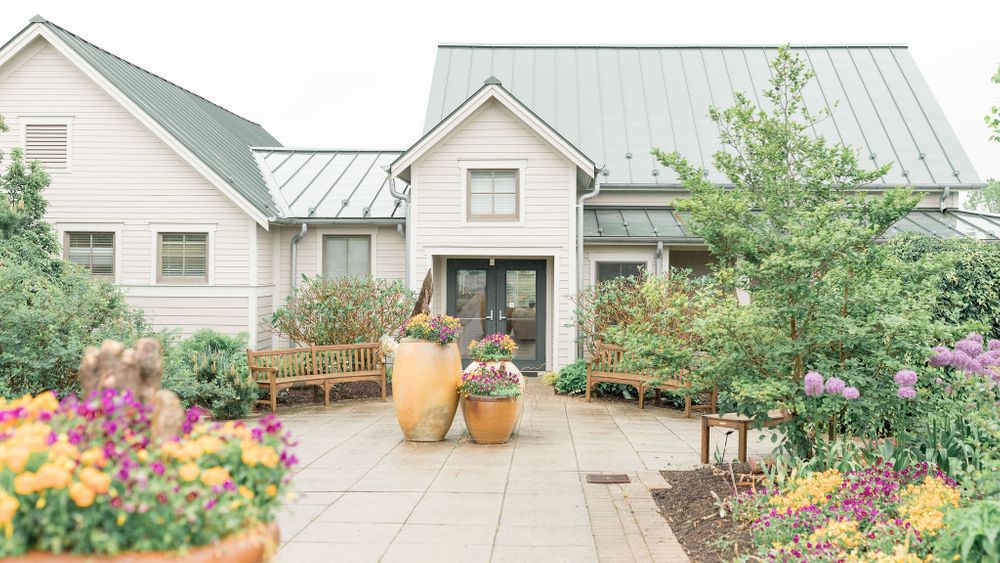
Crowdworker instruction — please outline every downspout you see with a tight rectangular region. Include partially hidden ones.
[289,223,308,293]
[576,167,603,358]
[940,186,951,213]
[655,240,664,276]
[385,167,411,288]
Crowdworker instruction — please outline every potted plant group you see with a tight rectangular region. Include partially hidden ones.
[465,333,525,417]
[459,364,523,444]
[0,390,295,561]
[392,313,463,441]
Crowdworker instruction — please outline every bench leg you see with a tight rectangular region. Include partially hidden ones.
[684,395,692,418]
[638,384,645,409]
[380,375,387,402]
[654,389,661,406]
[710,388,718,413]
[585,365,592,402]
[738,423,748,463]
[269,382,277,414]
[322,381,331,407]
[700,416,710,464]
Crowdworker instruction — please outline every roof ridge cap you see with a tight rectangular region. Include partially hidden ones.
[437,42,910,49]
[41,19,267,129]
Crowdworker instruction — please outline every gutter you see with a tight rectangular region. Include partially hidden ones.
[271,217,404,226]
[385,167,411,288]
[576,167,603,357]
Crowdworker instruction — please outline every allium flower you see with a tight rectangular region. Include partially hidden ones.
[897,386,917,400]
[989,339,1000,351]
[804,371,824,397]
[824,377,846,395]
[955,338,984,358]
[893,370,917,388]
[842,387,860,400]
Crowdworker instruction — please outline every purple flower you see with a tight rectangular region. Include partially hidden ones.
[824,377,846,395]
[804,371,824,397]
[988,339,1000,351]
[955,338,984,358]
[842,387,860,400]
[897,386,917,400]
[893,370,918,388]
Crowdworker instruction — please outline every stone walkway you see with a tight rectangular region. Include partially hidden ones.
[273,380,776,562]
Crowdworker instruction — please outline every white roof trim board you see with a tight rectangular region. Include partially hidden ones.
[253,149,408,220]
[425,45,983,189]
[392,80,596,181]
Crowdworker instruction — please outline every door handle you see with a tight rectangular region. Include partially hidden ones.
[486,310,494,321]
[499,311,507,321]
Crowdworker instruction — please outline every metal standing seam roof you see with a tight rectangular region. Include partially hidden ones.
[425,45,982,189]
[33,18,283,217]
[583,207,1000,242]
[252,149,408,220]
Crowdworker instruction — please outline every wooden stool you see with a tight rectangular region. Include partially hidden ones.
[700,410,788,464]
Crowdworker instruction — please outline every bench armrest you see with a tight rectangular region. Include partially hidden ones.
[249,366,277,373]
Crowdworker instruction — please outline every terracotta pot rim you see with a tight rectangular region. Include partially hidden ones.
[463,394,519,402]
[399,337,455,346]
[469,357,514,363]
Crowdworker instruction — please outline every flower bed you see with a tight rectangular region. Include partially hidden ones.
[0,390,295,557]
[729,461,960,561]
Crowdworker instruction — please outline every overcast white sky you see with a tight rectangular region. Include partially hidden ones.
[6,0,999,180]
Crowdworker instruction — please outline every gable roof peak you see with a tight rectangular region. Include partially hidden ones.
[29,15,46,24]
[483,75,502,86]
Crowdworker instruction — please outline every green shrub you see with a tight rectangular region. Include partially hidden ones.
[162,329,257,420]
[935,500,1000,562]
[271,275,413,345]
[885,233,1000,338]
[551,359,634,399]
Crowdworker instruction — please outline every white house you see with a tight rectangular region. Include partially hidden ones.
[1,17,997,372]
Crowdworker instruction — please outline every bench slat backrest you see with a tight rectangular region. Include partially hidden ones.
[593,342,627,374]
[247,346,314,379]
[248,343,383,381]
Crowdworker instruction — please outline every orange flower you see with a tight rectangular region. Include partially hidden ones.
[200,467,230,487]
[0,491,19,524]
[79,467,111,494]
[36,464,72,490]
[49,440,80,462]
[259,447,279,468]
[265,484,277,497]
[178,462,200,482]
[69,482,96,508]
[0,445,30,472]
[238,485,255,500]
[80,447,107,468]
[14,472,38,495]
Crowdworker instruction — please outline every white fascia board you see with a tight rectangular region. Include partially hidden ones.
[0,25,273,229]
[391,85,595,180]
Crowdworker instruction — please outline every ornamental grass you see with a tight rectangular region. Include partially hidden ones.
[0,390,296,556]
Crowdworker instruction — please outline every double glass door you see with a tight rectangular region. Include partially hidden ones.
[446,259,546,372]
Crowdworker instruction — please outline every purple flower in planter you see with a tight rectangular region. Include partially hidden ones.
[893,370,918,388]
[824,377,846,395]
[897,386,917,400]
[842,387,860,400]
[804,371,824,397]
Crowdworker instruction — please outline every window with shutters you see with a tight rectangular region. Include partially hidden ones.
[158,233,208,283]
[65,232,114,278]
[24,123,70,170]
[323,235,371,278]
[467,170,519,222]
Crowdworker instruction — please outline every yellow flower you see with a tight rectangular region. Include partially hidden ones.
[0,492,19,525]
[241,441,260,466]
[69,482,96,508]
[14,472,38,495]
[49,439,79,462]
[0,445,30,473]
[770,469,843,510]
[200,466,230,487]
[136,449,149,463]
[178,462,200,482]
[79,467,111,494]
[265,484,277,497]
[811,519,862,549]
[80,447,107,468]
[36,463,72,490]
[898,476,961,536]
[116,514,126,526]
[259,446,279,468]
[160,441,182,460]
[239,485,255,500]
[197,435,223,454]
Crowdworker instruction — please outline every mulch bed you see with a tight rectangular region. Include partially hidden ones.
[654,464,757,563]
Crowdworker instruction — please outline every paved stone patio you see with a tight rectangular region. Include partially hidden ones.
[273,380,776,562]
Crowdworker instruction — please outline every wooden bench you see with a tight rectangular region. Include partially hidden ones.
[700,410,790,464]
[585,342,715,416]
[247,342,386,413]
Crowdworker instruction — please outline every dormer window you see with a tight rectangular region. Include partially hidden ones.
[467,170,519,222]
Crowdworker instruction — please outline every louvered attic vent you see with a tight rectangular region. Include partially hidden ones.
[24,123,69,169]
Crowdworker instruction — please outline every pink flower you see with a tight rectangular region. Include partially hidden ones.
[893,370,917,388]
[804,371,824,397]
[824,377,846,395]
[842,387,860,400]
[897,386,916,400]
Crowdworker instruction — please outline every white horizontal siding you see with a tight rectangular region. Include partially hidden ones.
[410,99,577,369]
[0,39,257,337]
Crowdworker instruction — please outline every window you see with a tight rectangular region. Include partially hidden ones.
[65,232,114,278]
[323,235,370,278]
[24,123,69,170]
[467,170,518,221]
[158,233,208,283]
[596,262,645,283]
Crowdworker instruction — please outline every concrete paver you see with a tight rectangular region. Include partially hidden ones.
[273,380,778,562]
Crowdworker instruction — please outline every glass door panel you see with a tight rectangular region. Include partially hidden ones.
[446,260,494,364]
[497,261,546,371]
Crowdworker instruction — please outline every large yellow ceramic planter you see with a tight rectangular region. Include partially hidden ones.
[392,338,462,441]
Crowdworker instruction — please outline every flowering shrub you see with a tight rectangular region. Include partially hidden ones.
[731,461,961,561]
[458,365,521,398]
[467,333,517,361]
[0,390,295,556]
[399,314,461,345]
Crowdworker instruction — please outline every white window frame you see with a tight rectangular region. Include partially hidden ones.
[54,222,123,283]
[459,160,527,226]
[587,247,654,287]
[149,223,216,285]
[18,115,73,173]
[311,226,377,278]
[322,234,373,278]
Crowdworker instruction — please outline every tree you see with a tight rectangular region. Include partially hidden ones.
[653,46,948,455]
[0,148,61,273]
[966,65,1000,213]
